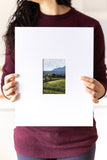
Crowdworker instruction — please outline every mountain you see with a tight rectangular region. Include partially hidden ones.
[44,66,65,75]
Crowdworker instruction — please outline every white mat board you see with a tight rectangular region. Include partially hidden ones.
[15,27,93,126]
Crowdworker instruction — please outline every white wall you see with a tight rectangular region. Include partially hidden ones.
[0,105,17,160]
[72,0,107,20]
[0,0,16,54]
[0,0,107,160]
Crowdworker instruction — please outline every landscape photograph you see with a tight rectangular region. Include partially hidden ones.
[43,59,66,94]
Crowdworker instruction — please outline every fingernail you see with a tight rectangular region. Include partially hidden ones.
[15,74,19,77]
[16,93,19,96]
[80,76,84,79]
[11,97,14,102]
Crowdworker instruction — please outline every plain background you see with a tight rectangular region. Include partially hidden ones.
[0,0,107,160]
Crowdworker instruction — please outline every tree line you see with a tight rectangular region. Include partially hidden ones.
[43,74,65,83]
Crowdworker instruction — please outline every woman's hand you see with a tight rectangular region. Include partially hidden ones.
[81,76,106,104]
[3,73,19,102]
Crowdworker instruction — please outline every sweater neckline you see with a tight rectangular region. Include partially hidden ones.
[39,7,74,20]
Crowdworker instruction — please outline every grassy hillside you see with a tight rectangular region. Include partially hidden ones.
[43,79,65,94]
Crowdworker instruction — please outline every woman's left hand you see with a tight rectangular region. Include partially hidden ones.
[81,76,106,104]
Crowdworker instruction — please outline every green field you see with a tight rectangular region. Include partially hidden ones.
[43,79,65,94]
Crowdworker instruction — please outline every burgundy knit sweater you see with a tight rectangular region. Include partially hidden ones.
[1,7,107,158]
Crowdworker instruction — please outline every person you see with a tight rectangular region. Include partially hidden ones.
[1,0,107,160]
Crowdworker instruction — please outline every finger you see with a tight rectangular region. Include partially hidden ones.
[85,87,98,97]
[81,76,97,84]
[4,73,19,84]
[11,93,19,102]
[3,92,15,101]
[83,81,98,91]
[3,81,18,91]
[4,86,18,97]
[92,96,99,104]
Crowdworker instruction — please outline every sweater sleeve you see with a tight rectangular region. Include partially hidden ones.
[94,21,107,97]
[1,48,15,94]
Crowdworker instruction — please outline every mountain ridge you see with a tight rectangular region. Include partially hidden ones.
[44,66,65,75]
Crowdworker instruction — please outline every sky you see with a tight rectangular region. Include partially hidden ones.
[43,59,65,71]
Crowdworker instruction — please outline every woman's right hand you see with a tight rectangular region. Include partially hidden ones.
[3,73,19,102]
